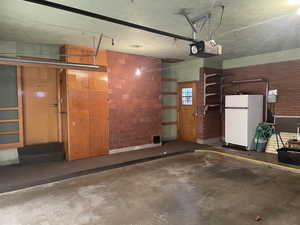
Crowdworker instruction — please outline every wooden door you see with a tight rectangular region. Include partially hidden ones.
[22,67,59,145]
[178,82,197,142]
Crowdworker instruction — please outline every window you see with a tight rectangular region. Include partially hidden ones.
[181,88,193,105]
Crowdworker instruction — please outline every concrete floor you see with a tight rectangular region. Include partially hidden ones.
[0,141,203,193]
[1,152,300,225]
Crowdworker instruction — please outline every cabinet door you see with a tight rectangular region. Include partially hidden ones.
[225,109,248,146]
[89,90,108,156]
[62,46,109,161]
[67,71,90,160]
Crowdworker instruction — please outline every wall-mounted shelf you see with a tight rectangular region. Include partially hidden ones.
[161,77,178,131]
[205,93,218,97]
[203,73,222,116]
[0,107,18,111]
[0,131,19,135]
[0,119,19,123]
[204,104,220,115]
[161,78,178,110]
[205,73,218,78]
[206,82,218,87]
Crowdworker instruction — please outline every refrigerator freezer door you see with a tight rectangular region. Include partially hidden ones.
[225,108,248,147]
[225,95,249,108]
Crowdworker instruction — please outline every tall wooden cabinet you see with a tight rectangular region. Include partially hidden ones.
[60,45,109,160]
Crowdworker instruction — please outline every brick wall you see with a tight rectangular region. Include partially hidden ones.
[222,60,300,151]
[223,60,300,116]
[197,60,300,145]
[107,51,161,149]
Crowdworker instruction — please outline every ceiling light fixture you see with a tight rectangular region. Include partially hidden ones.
[135,68,141,76]
[289,0,300,5]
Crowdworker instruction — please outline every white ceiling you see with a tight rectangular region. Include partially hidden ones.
[1,0,300,59]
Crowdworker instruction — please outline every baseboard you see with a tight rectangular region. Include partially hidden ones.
[0,148,19,166]
[162,136,177,142]
[0,159,19,166]
[197,137,221,145]
[110,143,162,154]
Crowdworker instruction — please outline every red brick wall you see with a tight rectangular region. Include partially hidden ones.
[197,61,300,140]
[107,51,161,149]
[220,60,300,137]
[223,60,300,116]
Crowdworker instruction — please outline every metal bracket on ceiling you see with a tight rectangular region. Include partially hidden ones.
[178,5,224,41]
[177,8,210,41]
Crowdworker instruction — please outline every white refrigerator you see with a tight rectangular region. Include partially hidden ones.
[225,95,263,150]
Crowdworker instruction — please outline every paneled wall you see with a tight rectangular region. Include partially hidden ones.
[107,51,161,149]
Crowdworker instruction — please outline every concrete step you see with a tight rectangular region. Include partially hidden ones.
[18,142,65,165]
[18,142,64,155]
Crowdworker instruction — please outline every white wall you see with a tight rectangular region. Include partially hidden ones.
[0,40,61,59]
[223,48,300,69]
[0,148,19,166]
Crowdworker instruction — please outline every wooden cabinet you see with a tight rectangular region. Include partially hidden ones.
[60,45,109,160]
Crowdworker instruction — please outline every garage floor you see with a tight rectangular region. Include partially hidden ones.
[1,152,300,225]
[0,141,204,193]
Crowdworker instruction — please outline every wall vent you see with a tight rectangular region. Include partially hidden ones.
[153,136,161,144]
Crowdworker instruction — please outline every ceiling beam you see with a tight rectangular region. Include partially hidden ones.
[23,0,195,42]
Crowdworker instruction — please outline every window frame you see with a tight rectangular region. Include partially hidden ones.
[181,87,193,106]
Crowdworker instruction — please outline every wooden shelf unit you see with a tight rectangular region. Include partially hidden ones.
[0,66,24,149]
[161,77,178,126]
[203,73,222,116]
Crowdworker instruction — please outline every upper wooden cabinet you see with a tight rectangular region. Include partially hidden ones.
[62,45,95,65]
[60,45,109,161]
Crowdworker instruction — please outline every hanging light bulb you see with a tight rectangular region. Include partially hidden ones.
[135,68,141,76]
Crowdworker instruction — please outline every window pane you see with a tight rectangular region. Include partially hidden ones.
[182,88,192,105]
